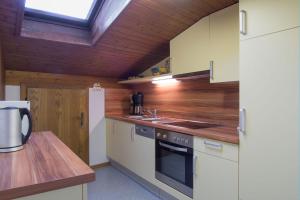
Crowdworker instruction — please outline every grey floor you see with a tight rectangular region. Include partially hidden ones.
[88,166,161,200]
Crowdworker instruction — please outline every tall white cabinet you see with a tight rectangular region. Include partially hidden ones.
[239,1,300,200]
[239,0,299,40]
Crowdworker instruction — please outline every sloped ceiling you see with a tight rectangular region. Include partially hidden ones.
[0,0,238,78]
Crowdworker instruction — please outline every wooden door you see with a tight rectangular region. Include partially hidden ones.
[24,86,89,164]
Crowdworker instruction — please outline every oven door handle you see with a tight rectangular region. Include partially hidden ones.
[159,142,188,153]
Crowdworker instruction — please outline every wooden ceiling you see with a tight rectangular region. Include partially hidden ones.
[0,0,238,78]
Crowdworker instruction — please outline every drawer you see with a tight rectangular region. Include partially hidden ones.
[194,137,238,162]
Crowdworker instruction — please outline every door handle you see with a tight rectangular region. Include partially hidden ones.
[159,142,188,152]
[237,108,246,135]
[80,112,84,128]
[240,10,247,35]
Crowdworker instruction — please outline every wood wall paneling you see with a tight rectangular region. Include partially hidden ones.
[5,70,130,116]
[5,70,123,88]
[130,78,239,127]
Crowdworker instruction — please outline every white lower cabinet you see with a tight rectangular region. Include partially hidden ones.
[193,138,238,200]
[106,119,155,183]
[132,133,156,184]
[107,119,135,169]
[107,119,239,200]
[16,185,86,200]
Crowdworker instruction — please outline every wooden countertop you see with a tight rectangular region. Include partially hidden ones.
[0,131,95,200]
[107,115,239,144]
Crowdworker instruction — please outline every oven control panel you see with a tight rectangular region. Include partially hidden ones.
[155,128,193,148]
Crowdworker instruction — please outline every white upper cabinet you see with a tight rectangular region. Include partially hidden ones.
[239,0,300,40]
[170,4,239,83]
[170,16,210,75]
[210,4,239,83]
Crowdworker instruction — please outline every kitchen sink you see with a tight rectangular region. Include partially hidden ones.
[127,115,162,122]
[141,117,161,121]
[163,121,220,129]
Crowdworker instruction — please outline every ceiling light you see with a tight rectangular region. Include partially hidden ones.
[152,79,179,85]
[152,75,173,81]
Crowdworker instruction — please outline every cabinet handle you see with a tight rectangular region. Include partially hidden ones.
[169,57,172,74]
[240,10,247,35]
[237,108,246,135]
[209,61,214,80]
[112,121,115,135]
[204,140,223,150]
[193,155,198,176]
[131,126,135,141]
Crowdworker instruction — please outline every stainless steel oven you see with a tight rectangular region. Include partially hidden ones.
[155,128,193,198]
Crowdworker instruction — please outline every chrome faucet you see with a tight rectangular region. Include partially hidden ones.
[144,109,158,118]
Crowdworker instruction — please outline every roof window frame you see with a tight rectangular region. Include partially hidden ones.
[24,0,104,29]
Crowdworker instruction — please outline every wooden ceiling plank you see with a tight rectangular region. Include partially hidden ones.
[0,0,238,78]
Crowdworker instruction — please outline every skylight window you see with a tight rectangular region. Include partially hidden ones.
[24,0,103,28]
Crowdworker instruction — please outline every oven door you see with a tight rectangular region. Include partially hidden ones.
[155,139,193,198]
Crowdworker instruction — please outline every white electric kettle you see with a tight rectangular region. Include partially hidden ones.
[0,107,32,152]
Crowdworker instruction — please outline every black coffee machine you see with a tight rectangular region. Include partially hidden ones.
[130,92,144,115]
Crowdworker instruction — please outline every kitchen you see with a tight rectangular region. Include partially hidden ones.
[0,0,299,200]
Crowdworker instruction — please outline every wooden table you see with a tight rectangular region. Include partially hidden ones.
[0,131,95,200]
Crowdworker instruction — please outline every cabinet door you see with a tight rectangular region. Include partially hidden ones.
[106,119,119,162]
[239,28,299,200]
[240,0,299,40]
[194,151,238,200]
[210,4,239,83]
[132,134,155,184]
[170,16,210,75]
[114,120,135,169]
[17,185,84,200]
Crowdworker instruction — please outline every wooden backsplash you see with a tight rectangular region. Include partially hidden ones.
[105,88,132,115]
[130,78,239,127]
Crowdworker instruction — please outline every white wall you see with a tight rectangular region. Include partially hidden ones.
[5,85,20,100]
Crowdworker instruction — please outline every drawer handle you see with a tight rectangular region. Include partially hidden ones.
[204,140,223,150]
